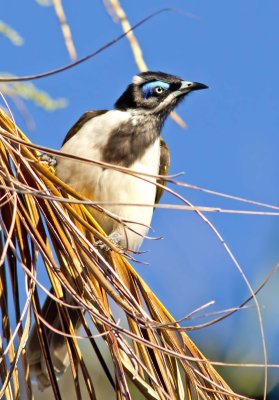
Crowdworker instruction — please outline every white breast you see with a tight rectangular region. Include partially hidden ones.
[56,110,160,251]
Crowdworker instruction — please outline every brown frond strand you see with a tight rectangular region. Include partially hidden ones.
[0,109,244,399]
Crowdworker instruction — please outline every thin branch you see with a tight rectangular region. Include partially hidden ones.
[0,9,172,82]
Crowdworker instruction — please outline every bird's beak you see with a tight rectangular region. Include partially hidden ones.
[173,81,208,98]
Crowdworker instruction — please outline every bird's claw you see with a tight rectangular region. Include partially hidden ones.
[38,153,57,168]
[95,232,123,252]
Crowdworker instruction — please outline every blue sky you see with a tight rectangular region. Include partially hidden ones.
[1,1,279,396]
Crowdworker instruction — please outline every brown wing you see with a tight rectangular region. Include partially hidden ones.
[155,138,170,205]
[62,110,108,146]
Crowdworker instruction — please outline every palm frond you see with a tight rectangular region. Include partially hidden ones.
[0,109,243,399]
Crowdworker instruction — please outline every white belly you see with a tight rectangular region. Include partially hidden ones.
[93,141,160,250]
[56,111,160,251]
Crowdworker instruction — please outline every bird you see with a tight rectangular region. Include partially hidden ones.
[27,71,208,389]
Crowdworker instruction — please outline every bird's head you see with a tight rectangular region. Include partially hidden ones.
[115,71,208,120]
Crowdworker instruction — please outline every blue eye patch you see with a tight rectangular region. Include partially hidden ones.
[141,81,170,99]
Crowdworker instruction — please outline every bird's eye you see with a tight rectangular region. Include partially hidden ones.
[141,81,170,99]
[154,86,165,94]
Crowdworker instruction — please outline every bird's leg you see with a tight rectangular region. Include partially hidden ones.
[95,231,123,252]
[38,153,57,168]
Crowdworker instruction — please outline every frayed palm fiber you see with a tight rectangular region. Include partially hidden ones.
[0,109,242,399]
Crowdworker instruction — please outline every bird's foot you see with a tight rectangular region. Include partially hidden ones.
[38,153,57,168]
[95,232,123,252]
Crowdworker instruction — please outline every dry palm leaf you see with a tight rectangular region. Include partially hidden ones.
[0,109,244,399]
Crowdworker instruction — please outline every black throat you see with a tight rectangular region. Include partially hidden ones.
[102,113,161,167]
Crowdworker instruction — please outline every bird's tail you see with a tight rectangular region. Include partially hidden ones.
[27,290,82,391]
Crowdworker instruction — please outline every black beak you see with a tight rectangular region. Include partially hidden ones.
[173,80,208,97]
[188,82,209,91]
